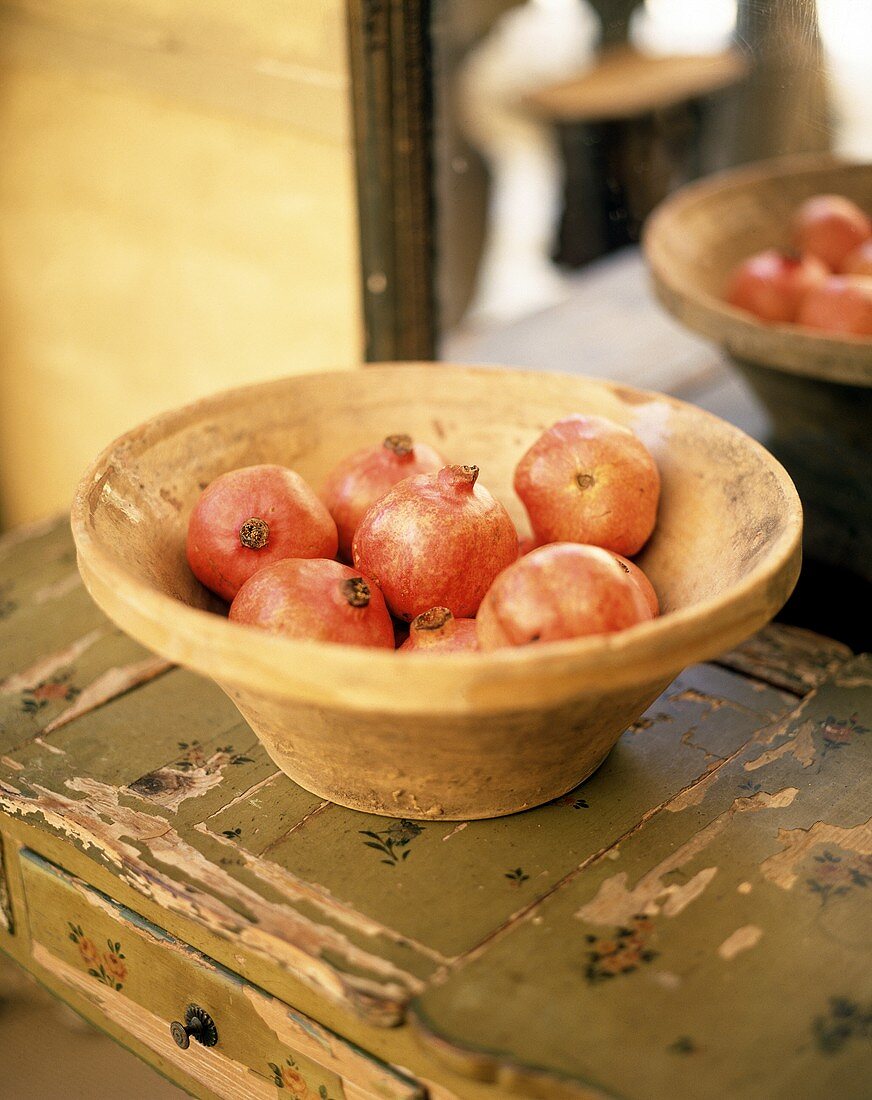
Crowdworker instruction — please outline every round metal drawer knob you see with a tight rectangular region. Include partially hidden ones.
[170,1004,218,1049]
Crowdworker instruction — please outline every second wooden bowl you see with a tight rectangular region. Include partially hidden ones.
[644,154,872,384]
[644,155,872,582]
[71,365,802,820]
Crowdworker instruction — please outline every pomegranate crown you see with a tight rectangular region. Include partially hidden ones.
[438,464,479,491]
[383,433,414,458]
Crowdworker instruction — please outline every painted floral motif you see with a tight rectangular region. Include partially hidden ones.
[68,924,127,990]
[21,673,79,714]
[813,997,872,1054]
[817,713,869,756]
[221,826,243,841]
[806,848,872,905]
[584,915,657,982]
[173,740,254,770]
[359,819,423,866]
[505,867,530,887]
[557,794,590,809]
[267,1057,337,1098]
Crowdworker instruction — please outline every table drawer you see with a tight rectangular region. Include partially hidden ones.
[21,849,422,1100]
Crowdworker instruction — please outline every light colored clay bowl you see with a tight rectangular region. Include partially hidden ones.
[71,365,802,820]
[644,154,872,386]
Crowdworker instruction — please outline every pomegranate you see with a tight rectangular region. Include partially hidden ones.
[229,558,393,647]
[477,543,653,650]
[724,249,828,323]
[840,239,872,277]
[514,415,660,557]
[792,194,871,271]
[517,534,540,558]
[321,433,445,560]
[352,464,518,620]
[796,276,872,336]
[187,465,337,601]
[610,552,659,617]
[399,607,479,653]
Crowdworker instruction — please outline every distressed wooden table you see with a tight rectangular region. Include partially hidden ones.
[1,517,871,1099]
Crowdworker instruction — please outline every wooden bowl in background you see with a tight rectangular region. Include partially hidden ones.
[644,155,872,583]
[71,365,802,820]
[644,154,872,383]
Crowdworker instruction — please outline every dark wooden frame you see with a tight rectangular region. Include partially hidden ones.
[346,0,437,362]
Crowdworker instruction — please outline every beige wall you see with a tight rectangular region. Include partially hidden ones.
[0,1,362,526]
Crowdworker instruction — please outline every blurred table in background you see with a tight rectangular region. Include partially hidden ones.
[526,47,748,266]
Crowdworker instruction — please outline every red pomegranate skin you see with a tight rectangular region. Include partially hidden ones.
[792,194,872,271]
[229,558,393,647]
[352,464,518,620]
[514,415,660,557]
[796,276,872,336]
[477,543,653,650]
[321,433,445,560]
[841,239,872,277]
[725,249,828,323]
[399,607,480,653]
[186,465,338,602]
[610,552,659,617]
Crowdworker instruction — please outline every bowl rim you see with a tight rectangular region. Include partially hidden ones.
[71,364,803,716]
[643,152,872,386]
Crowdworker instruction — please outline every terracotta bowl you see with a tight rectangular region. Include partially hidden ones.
[71,365,802,820]
[644,155,872,581]
[644,153,872,384]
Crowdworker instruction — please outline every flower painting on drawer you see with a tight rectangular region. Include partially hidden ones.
[67,923,127,990]
[267,1057,338,1099]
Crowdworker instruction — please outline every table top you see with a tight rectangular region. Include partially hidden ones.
[527,46,748,123]
[1,517,870,1098]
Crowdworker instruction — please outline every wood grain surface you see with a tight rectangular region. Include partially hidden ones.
[529,46,747,122]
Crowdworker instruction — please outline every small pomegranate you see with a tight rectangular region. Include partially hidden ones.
[187,465,338,601]
[610,552,659,617]
[725,249,828,323]
[840,239,872,277]
[796,276,872,336]
[321,433,445,560]
[514,415,660,557]
[229,558,393,647]
[353,464,518,620]
[477,543,653,650]
[399,607,479,653]
[792,194,871,271]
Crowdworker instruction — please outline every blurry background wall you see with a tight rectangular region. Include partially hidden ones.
[0,1,362,528]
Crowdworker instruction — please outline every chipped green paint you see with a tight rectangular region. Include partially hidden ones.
[409,655,872,1099]
[1,519,869,1098]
